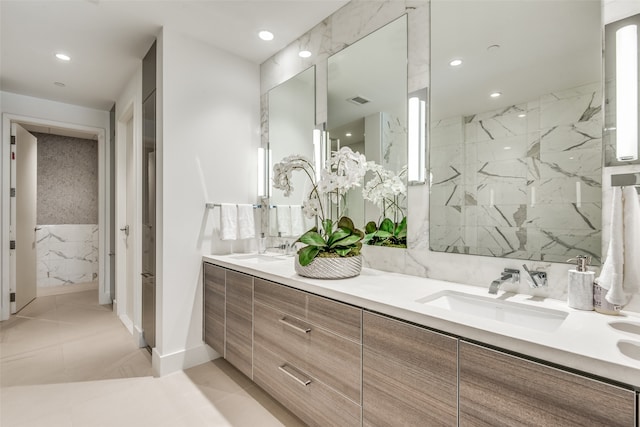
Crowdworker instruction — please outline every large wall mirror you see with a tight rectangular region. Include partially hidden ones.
[268,66,316,236]
[327,15,408,229]
[429,0,602,263]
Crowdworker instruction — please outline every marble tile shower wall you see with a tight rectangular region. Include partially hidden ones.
[36,224,99,287]
[430,82,602,263]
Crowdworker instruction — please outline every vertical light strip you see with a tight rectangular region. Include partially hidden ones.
[531,186,536,207]
[616,24,638,161]
[408,96,420,181]
[313,129,322,181]
[267,148,273,197]
[576,181,582,208]
[257,147,265,197]
[419,99,427,182]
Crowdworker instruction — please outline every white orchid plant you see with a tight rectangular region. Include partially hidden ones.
[362,164,408,247]
[272,147,368,266]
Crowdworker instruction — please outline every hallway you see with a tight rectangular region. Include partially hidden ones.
[0,290,304,426]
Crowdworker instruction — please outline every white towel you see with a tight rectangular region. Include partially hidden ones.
[290,205,305,236]
[219,203,237,241]
[276,205,292,237]
[596,187,640,306]
[237,204,255,240]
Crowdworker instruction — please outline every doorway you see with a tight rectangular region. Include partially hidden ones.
[1,114,108,320]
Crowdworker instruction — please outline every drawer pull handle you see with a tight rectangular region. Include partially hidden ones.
[279,317,311,334]
[278,364,311,386]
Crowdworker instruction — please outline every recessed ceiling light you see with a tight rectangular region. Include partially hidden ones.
[55,53,71,61]
[54,82,66,87]
[490,92,502,98]
[298,50,312,58]
[518,113,526,118]
[345,133,352,137]
[503,146,512,150]
[258,30,274,41]
[449,59,462,67]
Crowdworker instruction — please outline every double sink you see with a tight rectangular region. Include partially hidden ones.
[224,253,640,362]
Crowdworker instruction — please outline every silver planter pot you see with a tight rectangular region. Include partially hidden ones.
[294,254,362,279]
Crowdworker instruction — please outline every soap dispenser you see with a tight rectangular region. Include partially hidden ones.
[567,255,595,310]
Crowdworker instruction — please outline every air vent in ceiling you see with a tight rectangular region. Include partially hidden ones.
[346,95,371,106]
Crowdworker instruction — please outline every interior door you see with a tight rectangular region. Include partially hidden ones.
[13,124,38,312]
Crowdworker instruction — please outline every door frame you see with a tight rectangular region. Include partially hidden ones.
[115,99,145,347]
[1,113,108,320]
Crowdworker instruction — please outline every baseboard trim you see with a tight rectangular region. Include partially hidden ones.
[134,325,146,348]
[152,343,218,377]
[118,313,134,334]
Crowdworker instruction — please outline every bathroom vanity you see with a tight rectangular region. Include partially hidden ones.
[203,255,638,426]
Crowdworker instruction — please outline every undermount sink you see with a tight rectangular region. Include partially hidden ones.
[229,253,286,263]
[416,290,568,332]
[617,340,640,361]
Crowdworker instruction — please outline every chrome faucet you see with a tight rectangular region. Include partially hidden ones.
[489,268,520,294]
[522,264,547,289]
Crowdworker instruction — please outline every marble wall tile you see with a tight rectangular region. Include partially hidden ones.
[36,224,98,288]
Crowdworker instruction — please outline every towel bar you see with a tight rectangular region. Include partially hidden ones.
[205,203,275,209]
[611,173,640,194]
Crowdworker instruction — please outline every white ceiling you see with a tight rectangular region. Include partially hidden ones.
[0,0,348,111]
[431,0,602,120]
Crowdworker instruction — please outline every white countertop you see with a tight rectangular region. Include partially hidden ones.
[203,253,640,390]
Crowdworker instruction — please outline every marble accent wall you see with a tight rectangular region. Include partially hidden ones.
[36,224,98,288]
[259,0,640,308]
[430,82,602,264]
[35,132,98,224]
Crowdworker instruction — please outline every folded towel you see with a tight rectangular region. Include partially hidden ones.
[290,205,305,236]
[219,203,237,241]
[276,205,292,237]
[237,204,255,240]
[596,187,640,306]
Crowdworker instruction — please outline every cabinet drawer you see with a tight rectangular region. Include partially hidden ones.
[225,270,253,379]
[203,263,225,355]
[254,343,361,427]
[254,278,361,342]
[254,301,361,403]
[459,341,635,427]
[363,312,458,426]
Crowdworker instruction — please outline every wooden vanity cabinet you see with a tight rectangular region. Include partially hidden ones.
[253,278,362,427]
[362,312,458,427]
[224,270,254,379]
[203,263,225,355]
[459,341,636,427]
[202,264,253,379]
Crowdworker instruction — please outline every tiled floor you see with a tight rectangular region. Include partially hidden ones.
[0,290,305,427]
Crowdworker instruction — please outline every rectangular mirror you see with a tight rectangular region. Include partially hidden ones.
[267,66,316,237]
[429,0,602,263]
[327,15,408,235]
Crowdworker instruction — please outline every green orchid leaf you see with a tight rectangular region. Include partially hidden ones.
[298,245,321,266]
[363,232,375,244]
[334,247,352,257]
[322,219,333,234]
[337,216,356,232]
[396,228,407,239]
[379,218,395,233]
[395,217,407,237]
[298,231,327,247]
[330,234,362,248]
[374,230,392,239]
[295,227,317,243]
[327,228,351,247]
[365,221,378,234]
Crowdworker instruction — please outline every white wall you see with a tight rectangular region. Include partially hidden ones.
[0,91,110,319]
[154,28,260,375]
